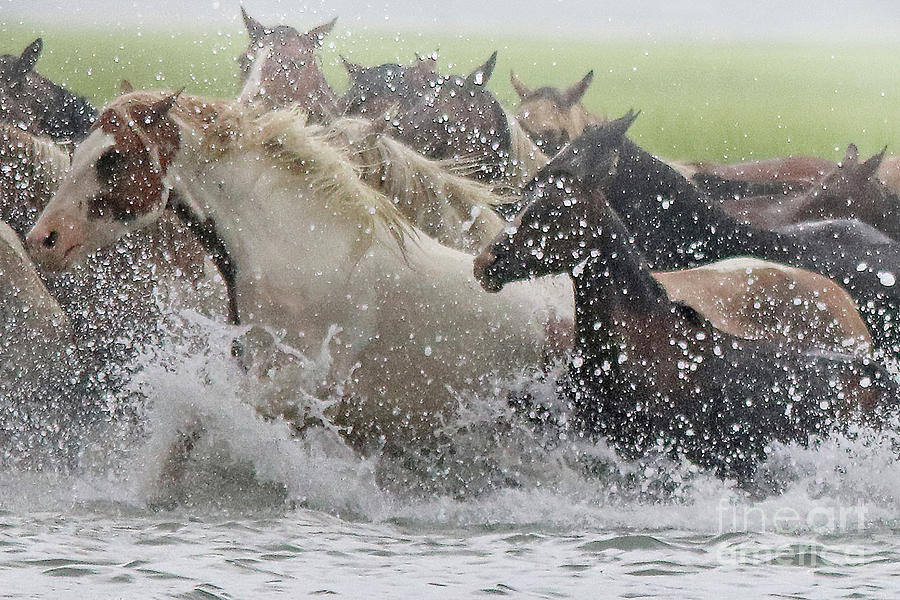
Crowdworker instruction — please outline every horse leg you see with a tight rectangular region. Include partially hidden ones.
[147,427,203,511]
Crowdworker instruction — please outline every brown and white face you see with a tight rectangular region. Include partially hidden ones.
[511,71,595,155]
[26,92,181,271]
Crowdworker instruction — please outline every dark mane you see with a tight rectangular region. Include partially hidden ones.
[0,44,97,142]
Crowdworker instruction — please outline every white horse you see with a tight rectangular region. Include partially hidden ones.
[26,91,572,450]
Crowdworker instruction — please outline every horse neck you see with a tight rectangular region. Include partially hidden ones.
[165,133,355,277]
[299,66,341,120]
[569,200,671,345]
[506,112,550,187]
[612,138,787,268]
[566,103,603,138]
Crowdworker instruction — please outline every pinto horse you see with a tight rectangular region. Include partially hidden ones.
[543,113,900,355]
[473,167,898,483]
[341,54,440,118]
[237,7,340,120]
[0,112,206,372]
[510,70,603,156]
[26,91,574,453]
[0,38,96,143]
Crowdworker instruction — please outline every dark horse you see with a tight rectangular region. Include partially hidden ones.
[473,155,898,483]
[389,51,519,182]
[0,38,96,143]
[341,54,440,118]
[527,113,900,355]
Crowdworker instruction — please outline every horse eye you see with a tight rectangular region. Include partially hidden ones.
[96,148,123,183]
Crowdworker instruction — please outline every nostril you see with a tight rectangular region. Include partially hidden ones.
[43,230,58,248]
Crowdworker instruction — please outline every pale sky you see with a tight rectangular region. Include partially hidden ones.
[3,0,899,40]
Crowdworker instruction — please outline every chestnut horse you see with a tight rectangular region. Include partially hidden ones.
[684,149,900,200]
[474,164,898,484]
[510,70,602,155]
[237,7,340,119]
[655,258,871,354]
[0,38,96,143]
[543,113,900,356]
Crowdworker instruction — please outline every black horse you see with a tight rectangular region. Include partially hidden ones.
[474,163,898,483]
[542,112,900,355]
[0,38,96,143]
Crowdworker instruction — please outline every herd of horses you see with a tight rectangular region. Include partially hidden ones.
[4,10,900,491]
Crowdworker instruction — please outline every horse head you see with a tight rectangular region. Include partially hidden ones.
[391,51,510,170]
[237,8,338,115]
[342,54,440,117]
[0,38,96,142]
[26,91,182,270]
[808,143,891,206]
[0,39,48,135]
[474,110,639,290]
[512,70,600,154]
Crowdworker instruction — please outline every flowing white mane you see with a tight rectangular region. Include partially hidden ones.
[109,92,517,254]
[247,108,416,259]
[250,109,510,252]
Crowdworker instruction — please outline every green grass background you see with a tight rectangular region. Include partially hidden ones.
[2,24,898,162]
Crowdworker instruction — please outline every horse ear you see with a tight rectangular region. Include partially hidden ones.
[304,17,337,48]
[466,51,498,87]
[842,143,859,166]
[340,55,361,76]
[860,146,888,179]
[119,79,134,95]
[241,6,267,42]
[142,89,183,127]
[563,70,594,107]
[608,109,640,138]
[510,71,533,100]
[15,38,43,78]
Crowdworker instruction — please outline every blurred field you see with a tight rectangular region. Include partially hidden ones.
[2,24,899,161]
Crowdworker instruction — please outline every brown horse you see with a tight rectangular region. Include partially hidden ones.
[0,38,96,143]
[510,70,602,155]
[473,162,898,483]
[683,150,900,200]
[709,144,900,242]
[237,7,340,119]
[341,54,440,118]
